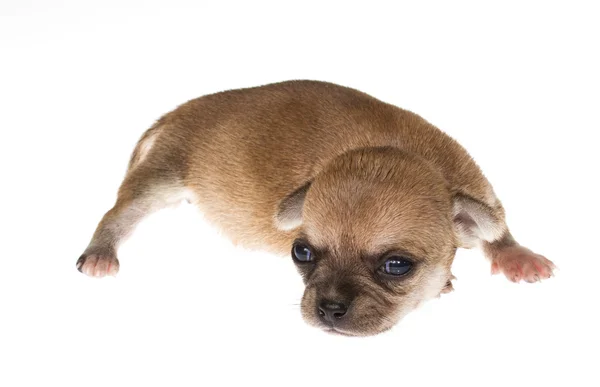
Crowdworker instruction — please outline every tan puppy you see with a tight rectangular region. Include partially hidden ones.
[77,80,554,336]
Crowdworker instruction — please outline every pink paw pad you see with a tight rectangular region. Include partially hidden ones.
[76,254,120,277]
[491,246,555,283]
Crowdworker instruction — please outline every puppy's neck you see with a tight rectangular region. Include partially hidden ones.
[315,146,448,191]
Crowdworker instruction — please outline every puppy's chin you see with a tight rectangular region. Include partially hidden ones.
[322,327,380,337]
[300,306,400,337]
[325,319,402,337]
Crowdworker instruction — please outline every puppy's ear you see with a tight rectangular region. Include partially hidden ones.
[452,193,506,247]
[274,181,312,231]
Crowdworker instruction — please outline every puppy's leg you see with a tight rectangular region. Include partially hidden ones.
[76,164,187,277]
[483,233,555,283]
[454,194,555,283]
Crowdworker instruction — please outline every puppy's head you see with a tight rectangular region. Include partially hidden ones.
[275,147,460,336]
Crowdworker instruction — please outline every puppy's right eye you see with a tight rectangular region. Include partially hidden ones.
[380,257,412,276]
[292,243,313,263]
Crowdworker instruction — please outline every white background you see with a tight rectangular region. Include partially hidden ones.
[1,1,599,386]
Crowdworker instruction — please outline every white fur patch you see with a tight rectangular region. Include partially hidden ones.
[421,266,450,301]
[274,213,303,231]
[136,135,156,165]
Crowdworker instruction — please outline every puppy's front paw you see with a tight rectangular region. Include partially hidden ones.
[76,253,119,277]
[491,246,555,283]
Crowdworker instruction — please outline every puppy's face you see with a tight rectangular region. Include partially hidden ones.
[293,238,453,336]
[277,148,457,336]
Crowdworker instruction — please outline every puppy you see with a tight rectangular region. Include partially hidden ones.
[76,80,554,336]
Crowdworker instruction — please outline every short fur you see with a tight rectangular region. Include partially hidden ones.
[77,80,554,336]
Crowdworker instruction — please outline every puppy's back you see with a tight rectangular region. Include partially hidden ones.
[137,80,498,251]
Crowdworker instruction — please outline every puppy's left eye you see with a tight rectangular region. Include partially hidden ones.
[381,257,412,276]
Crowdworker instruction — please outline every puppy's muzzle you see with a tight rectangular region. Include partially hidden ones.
[318,300,349,324]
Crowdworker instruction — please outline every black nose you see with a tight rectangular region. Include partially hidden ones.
[318,300,348,323]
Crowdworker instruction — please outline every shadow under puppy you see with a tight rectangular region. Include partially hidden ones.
[76,80,555,336]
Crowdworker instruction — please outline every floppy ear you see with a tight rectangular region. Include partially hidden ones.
[452,193,507,248]
[274,181,312,231]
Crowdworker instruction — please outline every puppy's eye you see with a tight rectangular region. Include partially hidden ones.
[292,243,313,263]
[381,257,412,276]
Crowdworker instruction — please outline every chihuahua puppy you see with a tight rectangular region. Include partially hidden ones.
[77,80,554,336]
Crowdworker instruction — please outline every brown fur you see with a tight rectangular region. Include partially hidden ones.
[76,80,554,335]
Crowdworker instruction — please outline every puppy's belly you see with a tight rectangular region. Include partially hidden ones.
[188,185,296,255]
[183,150,298,254]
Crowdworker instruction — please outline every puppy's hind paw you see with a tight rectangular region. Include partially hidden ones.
[76,253,119,277]
[491,246,555,283]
